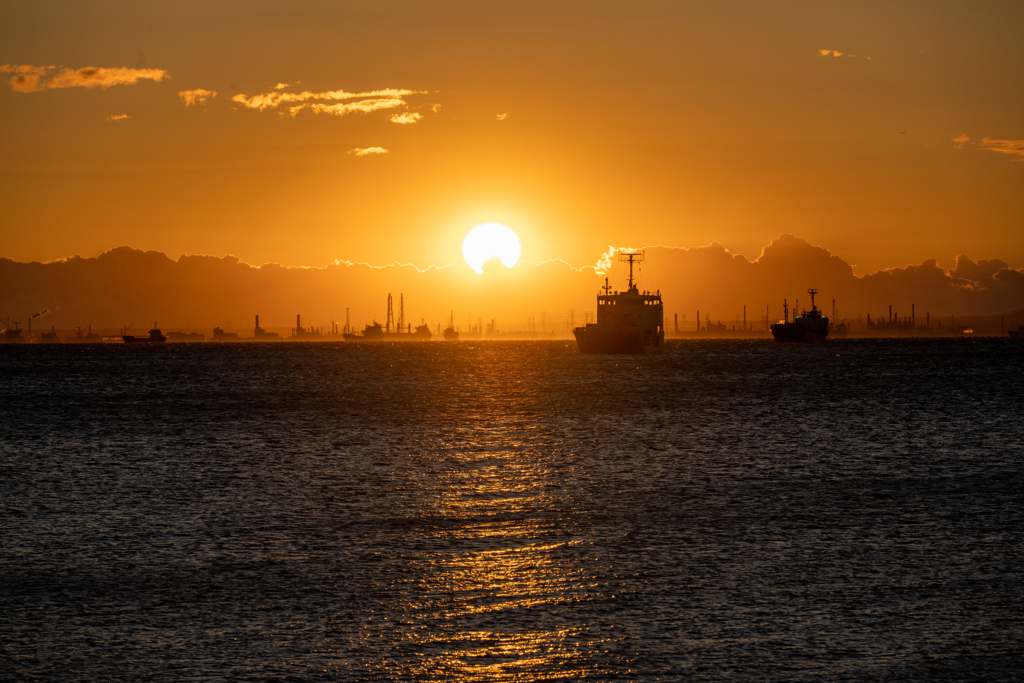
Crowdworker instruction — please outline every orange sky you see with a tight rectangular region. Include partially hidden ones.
[1,1,1022,275]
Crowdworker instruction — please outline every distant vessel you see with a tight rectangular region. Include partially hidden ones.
[384,323,432,341]
[443,311,459,341]
[67,325,103,343]
[381,294,432,341]
[167,331,205,342]
[771,290,830,342]
[123,323,166,343]
[573,252,665,354]
[343,322,384,341]
[1,321,25,343]
[40,326,60,343]
[1010,325,1024,339]
[830,298,848,339]
[212,327,239,341]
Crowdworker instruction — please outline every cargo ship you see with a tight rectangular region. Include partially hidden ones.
[384,323,432,341]
[343,322,384,341]
[443,311,459,341]
[573,251,665,354]
[123,324,166,343]
[1009,324,1023,339]
[68,325,103,343]
[1,321,25,343]
[771,290,829,342]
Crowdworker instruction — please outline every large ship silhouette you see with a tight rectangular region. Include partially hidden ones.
[771,289,830,342]
[573,251,665,354]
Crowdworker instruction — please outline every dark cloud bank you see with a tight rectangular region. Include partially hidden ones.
[1,235,1022,332]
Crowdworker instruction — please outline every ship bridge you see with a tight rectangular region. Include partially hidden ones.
[595,252,664,334]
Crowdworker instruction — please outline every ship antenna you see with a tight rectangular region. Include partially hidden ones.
[807,288,818,311]
[617,251,644,291]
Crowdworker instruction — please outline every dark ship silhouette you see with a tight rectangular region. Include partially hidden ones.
[123,323,166,343]
[443,311,459,341]
[771,289,829,342]
[573,252,665,354]
[68,325,102,343]
[1,320,25,343]
[343,322,384,341]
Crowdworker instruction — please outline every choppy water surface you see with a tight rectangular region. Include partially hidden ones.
[2,339,1023,681]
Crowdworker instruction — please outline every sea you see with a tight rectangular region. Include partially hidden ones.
[1,338,1022,681]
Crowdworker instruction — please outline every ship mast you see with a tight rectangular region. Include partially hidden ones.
[618,251,644,291]
[807,288,818,312]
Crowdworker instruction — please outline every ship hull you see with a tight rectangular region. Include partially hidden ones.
[573,326,650,354]
[770,323,828,343]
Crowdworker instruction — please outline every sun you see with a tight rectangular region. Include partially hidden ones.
[462,223,521,274]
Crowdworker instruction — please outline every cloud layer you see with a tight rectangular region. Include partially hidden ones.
[980,138,1024,160]
[2,236,1021,332]
[348,147,388,156]
[2,64,168,92]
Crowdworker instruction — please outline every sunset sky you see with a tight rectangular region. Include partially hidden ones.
[2,1,1022,275]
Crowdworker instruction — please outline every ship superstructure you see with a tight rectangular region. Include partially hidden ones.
[573,252,665,354]
[771,289,830,342]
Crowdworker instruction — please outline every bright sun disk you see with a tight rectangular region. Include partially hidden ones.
[462,223,521,274]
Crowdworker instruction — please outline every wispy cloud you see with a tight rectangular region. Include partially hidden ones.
[273,82,289,90]
[390,112,422,124]
[106,114,129,122]
[293,99,406,118]
[0,64,52,92]
[980,138,1024,160]
[178,89,217,106]
[232,87,424,112]
[816,50,870,60]
[348,147,388,157]
[953,133,970,149]
[2,64,168,92]
[496,113,508,121]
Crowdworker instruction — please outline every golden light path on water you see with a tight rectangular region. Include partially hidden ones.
[361,423,607,675]
[314,349,627,680]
